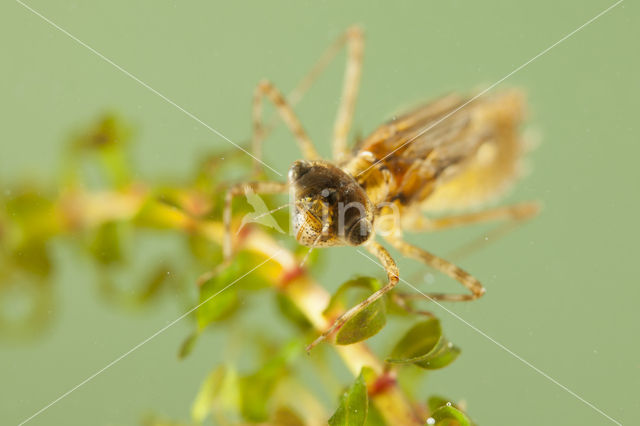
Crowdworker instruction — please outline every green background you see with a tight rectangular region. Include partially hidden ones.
[1,0,638,425]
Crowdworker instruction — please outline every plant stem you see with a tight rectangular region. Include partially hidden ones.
[57,186,422,425]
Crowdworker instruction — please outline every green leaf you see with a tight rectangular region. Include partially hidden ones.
[239,340,303,422]
[386,319,460,370]
[134,198,191,230]
[324,276,381,316]
[239,372,275,421]
[427,396,459,413]
[191,365,239,423]
[197,250,278,330]
[335,298,386,345]
[428,405,471,426]
[232,251,275,291]
[5,188,59,244]
[414,339,460,370]
[177,331,199,360]
[98,144,132,188]
[98,263,174,309]
[328,369,368,426]
[13,242,52,278]
[364,399,387,426]
[88,222,124,265]
[187,233,222,264]
[197,266,240,330]
[387,318,441,362]
[324,277,387,345]
[197,280,238,330]
[74,114,130,150]
[135,264,175,303]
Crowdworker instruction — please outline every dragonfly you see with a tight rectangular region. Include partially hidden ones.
[223,26,538,350]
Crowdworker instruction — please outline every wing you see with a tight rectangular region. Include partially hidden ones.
[354,91,526,208]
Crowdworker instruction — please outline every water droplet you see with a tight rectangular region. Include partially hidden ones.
[424,273,435,284]
[446,401,452,407]
[427,418,435,425]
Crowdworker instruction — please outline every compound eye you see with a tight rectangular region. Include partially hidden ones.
[346,217,372,246]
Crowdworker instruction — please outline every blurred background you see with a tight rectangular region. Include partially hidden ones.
[1,0,638,425]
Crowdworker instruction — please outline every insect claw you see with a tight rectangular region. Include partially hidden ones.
[305,334,326,353]
[306,316,342,352]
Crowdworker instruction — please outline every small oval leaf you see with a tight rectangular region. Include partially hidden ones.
[387,318,461,370]
[324,276,381,316]
[429,405,472,426]
[386,318,442,363]
[239,340,302,422]
[88,222,124,265]
[191,365,239,423]
[197,283,238,329]
[335,298,386,345]
[178,331,199,360]
[414,339,460,370]
[427,395,459,413]
[328,369,368,426]
[196,262,242,330]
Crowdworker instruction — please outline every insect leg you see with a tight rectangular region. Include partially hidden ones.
[252,26,364,173]
[407,201,539,232]
[223,181,288,260]
[385,236,485,302]
[257,26,364,151]
[331,26,364,163]
[389,292,436,317]
[306,240,398,351]
[252,80,320,174]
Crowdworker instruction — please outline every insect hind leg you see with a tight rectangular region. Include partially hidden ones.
[385,236,485,302]
[406,201,539,232]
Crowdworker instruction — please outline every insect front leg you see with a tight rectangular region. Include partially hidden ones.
[331,26,364,163]
[306,240,399,351]
[385,236,485,302]
[223,181,288,261]
[254,26,364,159]
[252,80,320,174]
[251,25,364,174]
